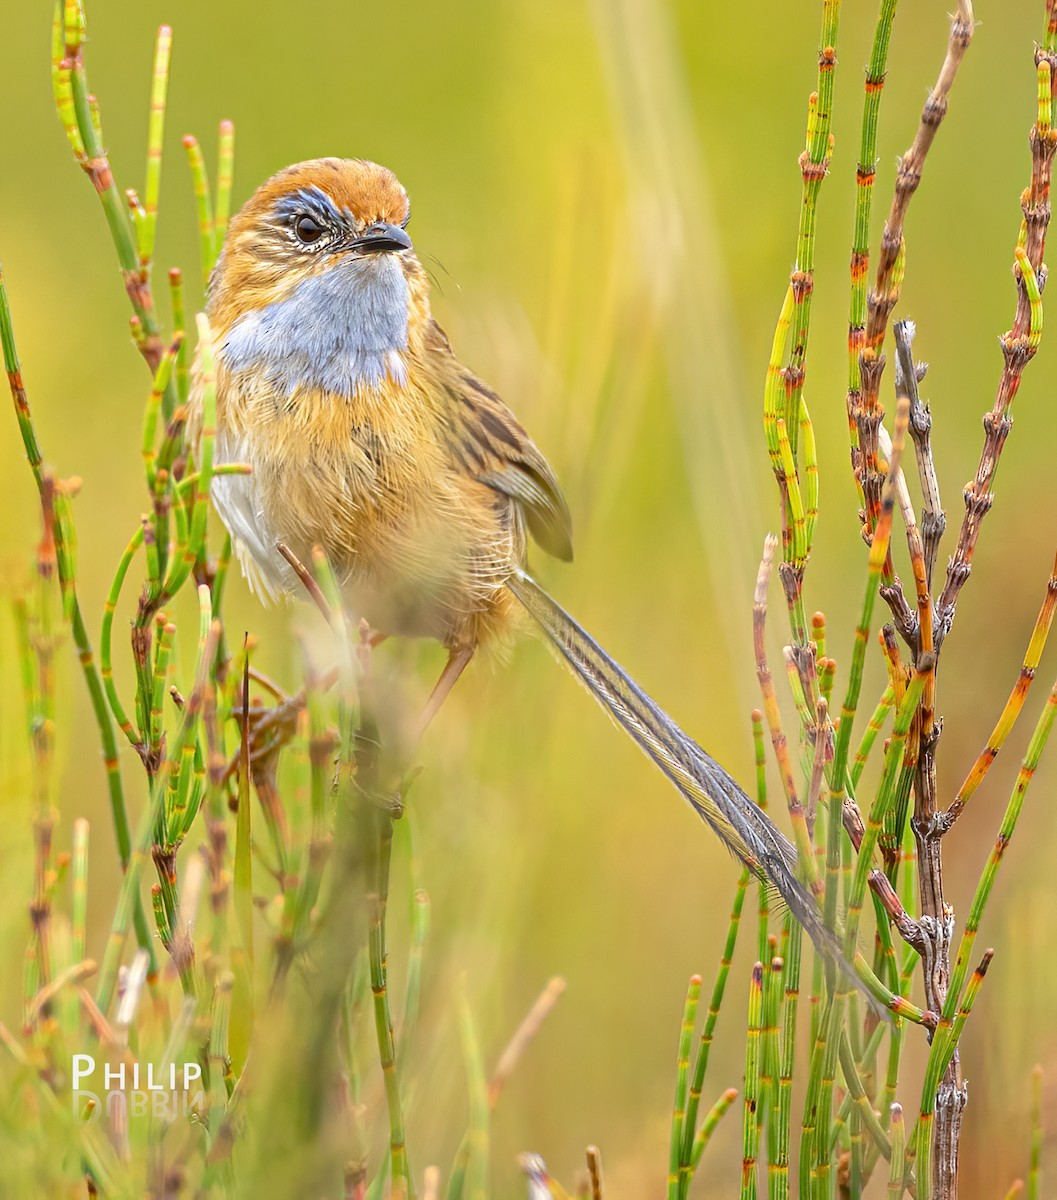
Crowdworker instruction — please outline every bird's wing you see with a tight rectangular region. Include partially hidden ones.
[429,321,573,562]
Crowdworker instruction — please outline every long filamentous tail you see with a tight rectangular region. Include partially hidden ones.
[508,568,862,992]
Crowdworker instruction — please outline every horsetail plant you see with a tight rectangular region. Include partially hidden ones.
[2,2,1057,1198]
[742,1,1057,1197]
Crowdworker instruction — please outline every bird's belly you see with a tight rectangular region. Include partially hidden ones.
[213,419,518,645]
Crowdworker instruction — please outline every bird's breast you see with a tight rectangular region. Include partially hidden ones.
[208,301,519,644]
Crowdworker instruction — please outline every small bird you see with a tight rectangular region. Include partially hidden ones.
[190,158,860,985]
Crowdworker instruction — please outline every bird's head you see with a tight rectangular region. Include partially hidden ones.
[208,158,430,398]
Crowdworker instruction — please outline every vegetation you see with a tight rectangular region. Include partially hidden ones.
[1,2,1055,1197]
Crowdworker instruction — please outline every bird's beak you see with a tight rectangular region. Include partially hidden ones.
[350,221,413,254]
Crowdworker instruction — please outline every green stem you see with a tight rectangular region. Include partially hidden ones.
[1,259,154,971]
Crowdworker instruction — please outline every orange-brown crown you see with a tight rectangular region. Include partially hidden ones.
[234,158,410,234]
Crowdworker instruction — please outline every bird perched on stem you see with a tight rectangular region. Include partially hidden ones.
[190,157,869,997]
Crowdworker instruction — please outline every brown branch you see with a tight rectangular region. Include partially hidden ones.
[753,536,801,816]
[752,536,820,895]
[852,1,974,599]
[805,697,832,839]
[868,869,925,954]
[880,624,909,699]
[842,797,865,854]
[847,12,975,1199]
[894,321,945,587]
[881,410,937,761]
[936,46,1057,639]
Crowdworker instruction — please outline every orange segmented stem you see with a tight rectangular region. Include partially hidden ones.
[935,8,1050,633]
[783,647,813,732]
[805,698,831,839]
[811,611,826,661]
[167,694,203,843]
[370,841,412,1194]
[141,335,182,492]
[215,120,236,255]
[148,618,175,754]
[100,524,146,745]
[946,548,1057,828]
[807,994,844,1197]
[851,683,894,787]
[689,1089,739,1172]
[916,679,1057,1183]
[184,134,216,289]
[844,660,931,960]
[757,956,781,1194]
[1,260,154,969]
[825,398,906,932]
[800,396,819,552]
[850,950,931,1027]
[163,315,215,598]
[888,1104,906,1198]
[763,284,795,480]
[944,677,1057,1030]
[776,417,807,567]
[169,267,190,404]
[784,2,842,459]
[51,7,85,160]
[856,3,973,599]
[668,975,702,1199]
[879,625,907,701]
[750,710,771,966]
[1017,244,1044,354]
[915,949,994,1196]
[777,921,802,1198]
[54,0,168,376]
[817,657,836,707]
[96,604,219,1014]
[829,1017,888,1154]
[681,868,749,1198]
[837,1031,892,1164]
[71,819,89,964]
[847,0,899,506]
[140,25,172,267]
[764,283,811,613]
[740,964,764,1200]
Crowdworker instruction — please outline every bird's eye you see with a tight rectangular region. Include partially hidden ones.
[294,214,325,245]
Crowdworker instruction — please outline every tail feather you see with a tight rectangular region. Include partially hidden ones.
[508,568,863,994]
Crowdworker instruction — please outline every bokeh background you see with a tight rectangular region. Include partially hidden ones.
[1,2,1055,1195]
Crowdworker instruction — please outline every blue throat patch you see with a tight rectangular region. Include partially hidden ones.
[221,254,410,398]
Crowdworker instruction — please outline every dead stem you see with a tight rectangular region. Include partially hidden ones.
[935,51,1057,638]
[894,322,945,587]
[853,1,975,628]
[753,535,821,895]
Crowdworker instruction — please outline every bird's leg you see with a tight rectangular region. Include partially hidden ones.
[411,643,475,746]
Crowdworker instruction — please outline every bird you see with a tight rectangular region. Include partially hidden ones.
[189,157,867,996]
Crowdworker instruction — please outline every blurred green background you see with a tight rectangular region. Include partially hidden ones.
[1,1,1055,1195]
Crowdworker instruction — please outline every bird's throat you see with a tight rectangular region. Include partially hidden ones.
[220,254,411,398]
